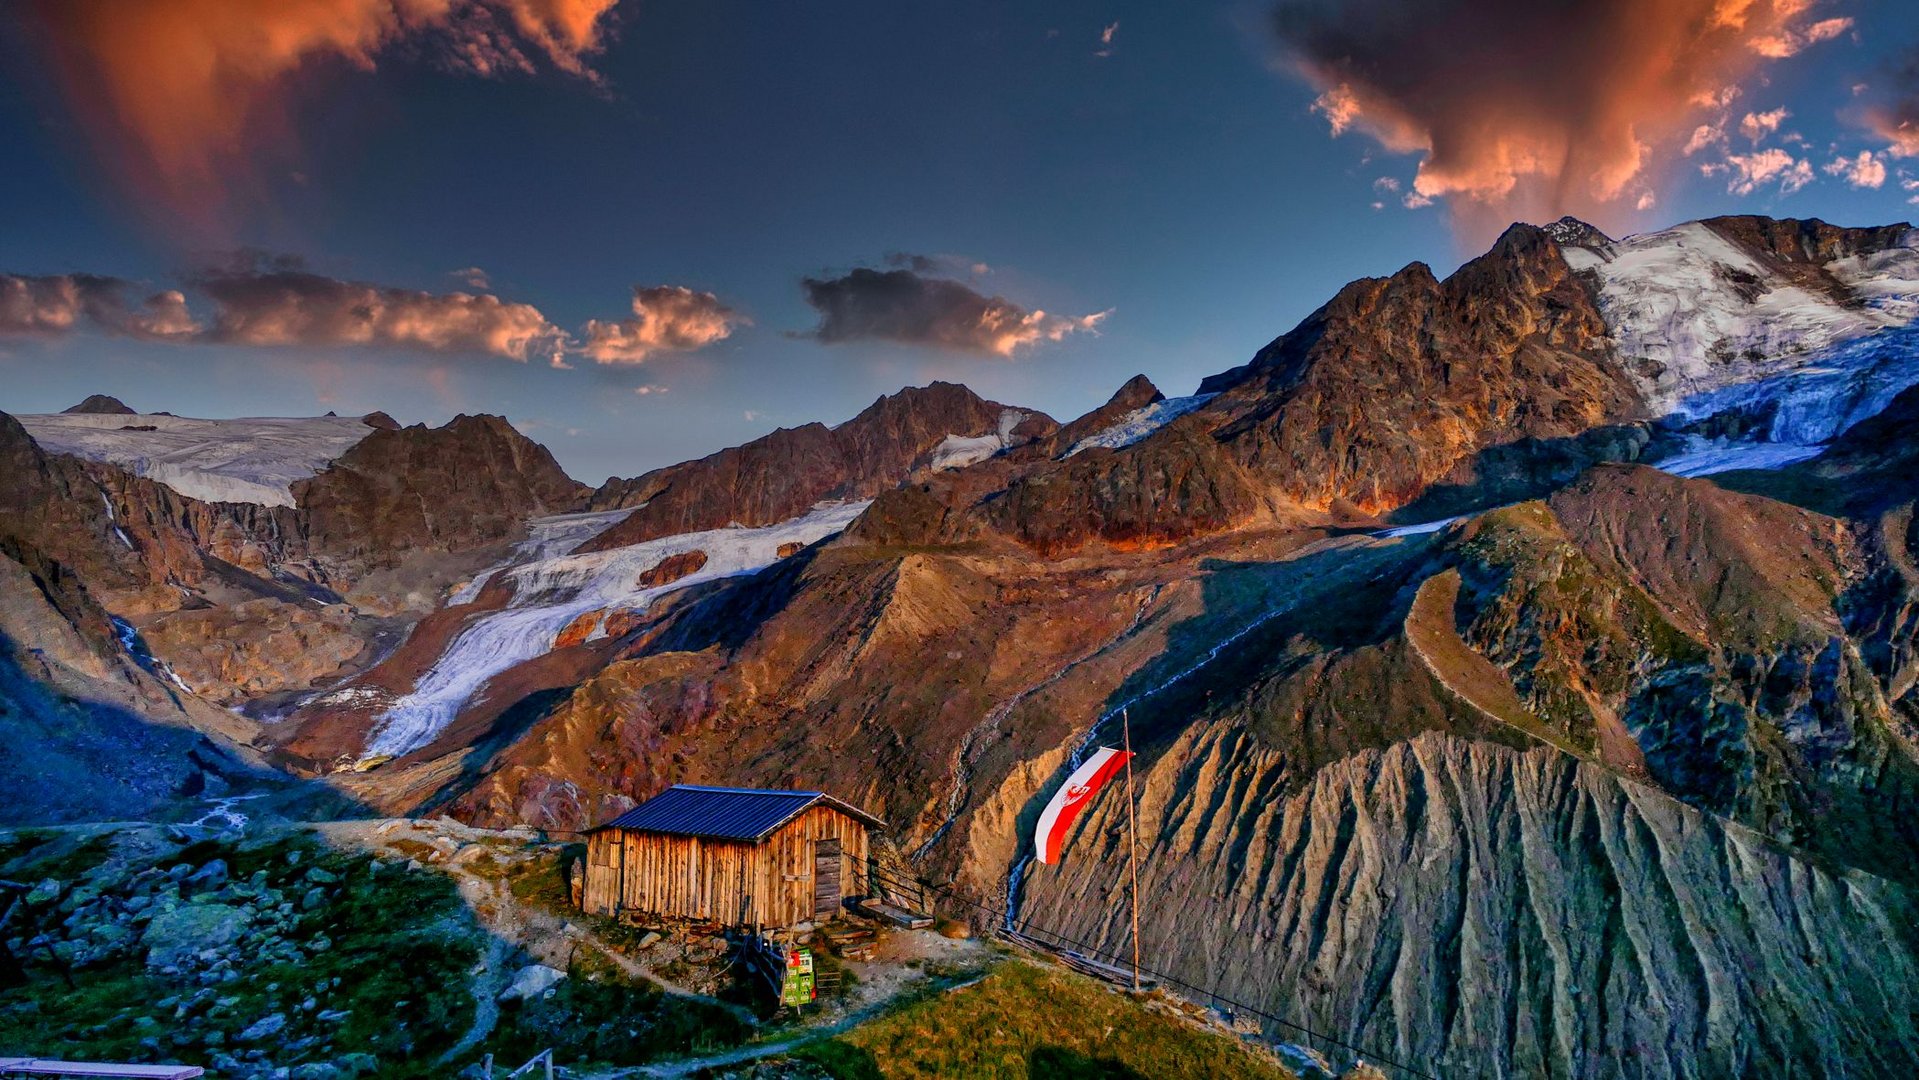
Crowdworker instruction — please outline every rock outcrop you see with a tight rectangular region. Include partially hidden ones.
[140,599,366,706]
[293,413,589,581]
[62,394,136,415]
[636,549,709,588]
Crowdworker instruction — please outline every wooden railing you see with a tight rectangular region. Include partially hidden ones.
[478,1049,554,1079]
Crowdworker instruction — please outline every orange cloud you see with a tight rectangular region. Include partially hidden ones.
[578,286,743,365]
[3,256,756,371]
[20,0,622,236]
[1824,149,1887,188]
[0,273,199,339]
[1273,0,1853,240]
[194,258,567,363]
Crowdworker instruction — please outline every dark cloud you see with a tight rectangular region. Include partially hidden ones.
[798,266,1105,358]
[1865,48,1919,158]
[1272,0,1853,238]
[0,273,197,339]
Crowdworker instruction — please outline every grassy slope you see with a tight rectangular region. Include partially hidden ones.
[796,959,1296,1080]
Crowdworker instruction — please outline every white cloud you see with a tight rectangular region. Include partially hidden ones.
[1721,148,1814,196]
[1683,123,1725,156]
[1739,108,1789,143]
[1823,150,1887,189]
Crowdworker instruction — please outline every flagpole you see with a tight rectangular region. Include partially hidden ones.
[1122,707,1141,992]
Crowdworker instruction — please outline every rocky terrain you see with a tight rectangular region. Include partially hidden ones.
[7,212,1919,1077]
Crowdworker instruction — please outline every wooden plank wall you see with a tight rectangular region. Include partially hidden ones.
[753,805,870,926]
[579,805,872,927]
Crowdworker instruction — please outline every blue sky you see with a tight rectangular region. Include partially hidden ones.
[3,0,1918,484]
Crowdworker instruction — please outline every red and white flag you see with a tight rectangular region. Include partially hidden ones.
[1034,746,1132,864]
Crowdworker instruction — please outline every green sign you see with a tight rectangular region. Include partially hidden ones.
[780,947,815,1006]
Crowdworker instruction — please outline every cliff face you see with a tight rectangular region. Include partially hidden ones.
[0,443,312,823]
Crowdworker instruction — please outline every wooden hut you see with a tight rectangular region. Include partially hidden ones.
[580,785,884,928]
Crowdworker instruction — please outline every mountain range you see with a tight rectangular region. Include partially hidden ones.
[5,214,1919,1077]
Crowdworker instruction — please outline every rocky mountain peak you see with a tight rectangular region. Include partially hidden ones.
[61,394,135,415]
[1540,215,1611,248]
[1702,214,1915,267]
[1050,374,1165,450]
[577,381,1056,552]
[1195,212,1642,516]
[292,413,588,568]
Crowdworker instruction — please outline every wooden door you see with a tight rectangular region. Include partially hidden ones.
[812,838,842,921]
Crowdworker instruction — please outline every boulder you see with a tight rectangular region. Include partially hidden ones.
[238,1013,287,1041]
[498,964,566,1001]
[143,902,252,970]
[637,550,709,589]
[185,860,229,890]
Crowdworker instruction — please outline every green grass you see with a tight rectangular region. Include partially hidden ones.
[792,960,1295,1080]
[485,967,750,1069]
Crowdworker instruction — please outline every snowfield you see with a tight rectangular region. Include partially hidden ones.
[16,412,377,506]
[364,500,871,759]
[1064,393,1217,457]
[1561,222,1919,416]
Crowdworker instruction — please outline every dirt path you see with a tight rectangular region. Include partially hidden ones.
[592,971,994,1079]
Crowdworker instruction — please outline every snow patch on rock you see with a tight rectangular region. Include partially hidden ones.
[15,412,376,506]
[928,408,1032,471]
[1064,393,1217,457]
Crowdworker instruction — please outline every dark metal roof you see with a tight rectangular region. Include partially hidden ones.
[589,785,885,842]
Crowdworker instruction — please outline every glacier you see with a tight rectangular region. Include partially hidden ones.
[1648,323,1919,476]
[448,506,638,606]
[16,412,376,506]
[1561,221,1919,416]
[364,500,872,759]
